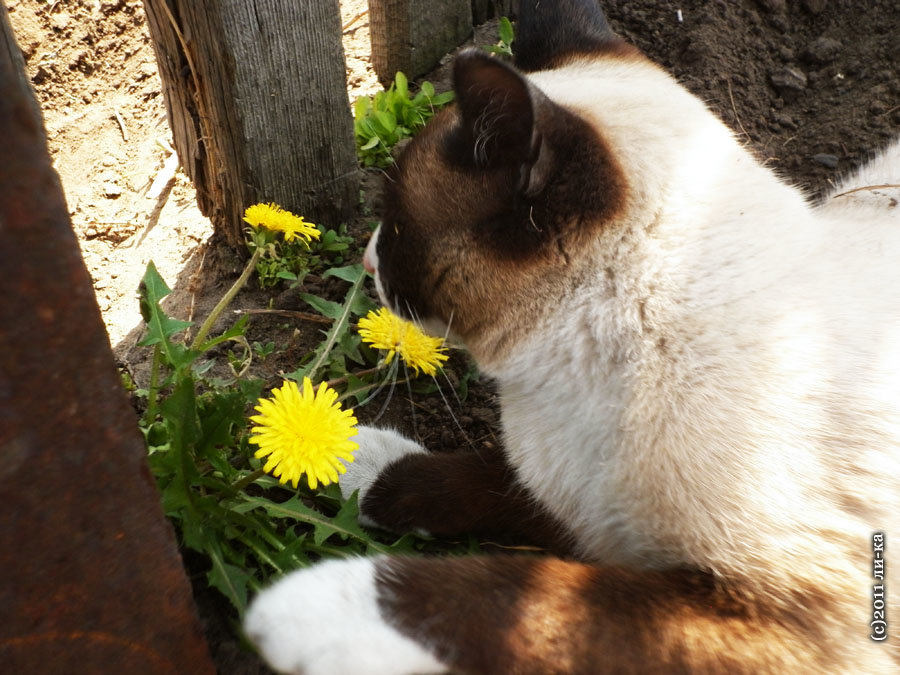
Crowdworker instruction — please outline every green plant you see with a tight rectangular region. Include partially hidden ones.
[353,72,454,167]
[138,259,441,616]
[137,205,476,619]
[487,16,515,58]
[253,223,355,289]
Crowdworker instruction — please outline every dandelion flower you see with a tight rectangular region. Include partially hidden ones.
[358,306,449,377]
[249,378,358,489]
[243,202,321,243]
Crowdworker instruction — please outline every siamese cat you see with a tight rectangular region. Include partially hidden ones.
[245,0,899,672]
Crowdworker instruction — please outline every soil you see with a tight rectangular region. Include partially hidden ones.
[7,0,898,672]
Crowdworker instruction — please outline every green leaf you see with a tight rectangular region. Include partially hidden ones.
[373,110,397,136]
[159,374,202,518]
[207,544,252,615]
[322,263,366,284]
[360,135,380,151]
[239,494,389,552]
[339,331,365,366]
[195,314,250,354]
[138,262,196,371]
[394,71,408,99]
[421,81,435,98]
[300,293,344,320]
[196,390,246,467]
[431,91,456,106]
[499,16,514,46]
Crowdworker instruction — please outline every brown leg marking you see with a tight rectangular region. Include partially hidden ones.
[376,555,834,675]
[362,446,575,554]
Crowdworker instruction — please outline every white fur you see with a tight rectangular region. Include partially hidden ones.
[244,557,447,675]
[339,426,428,528]
[481,61,899,660]
[366,57,899,659]
[257,57,899,670]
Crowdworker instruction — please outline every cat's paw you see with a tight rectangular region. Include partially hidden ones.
[244,557,447,675]
[340,426,427,527]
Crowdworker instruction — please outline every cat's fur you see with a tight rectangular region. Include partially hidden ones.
[245,1,899,672]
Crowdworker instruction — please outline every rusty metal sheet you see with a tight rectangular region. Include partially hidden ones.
[0,6,215,673]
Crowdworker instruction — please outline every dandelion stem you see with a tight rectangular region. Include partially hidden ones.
[306,270,366,382]
[144,343,162,423]
[325,364,387,389]
[231,467,266,493]
[191,247,263,350]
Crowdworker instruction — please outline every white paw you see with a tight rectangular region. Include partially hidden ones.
[244,557,446,675]
[339,426,427,526]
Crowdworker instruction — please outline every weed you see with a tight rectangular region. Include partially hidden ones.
[486,16,515,58]
[137,206,474,618]
[353,72,454,167]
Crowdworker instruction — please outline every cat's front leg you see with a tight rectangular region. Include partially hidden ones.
[246,555,849,675]
[243,556,448,675]
[342,426,573,552]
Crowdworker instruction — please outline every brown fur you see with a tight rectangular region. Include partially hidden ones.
[376,66,627,362]
[363,443,575,553]
[376,556,839,674]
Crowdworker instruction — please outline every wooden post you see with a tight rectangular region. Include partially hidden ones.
[0,6,214,673]
[369,0,412,81]
[472,0,519,25]
[369,0,473,84]
[143,0,358,251]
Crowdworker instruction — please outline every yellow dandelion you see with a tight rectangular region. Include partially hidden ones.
[248,378,358,489]
[242,202,321,243]
[358,307,449,377]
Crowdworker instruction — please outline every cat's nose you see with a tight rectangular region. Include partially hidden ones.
[363,251,375,274]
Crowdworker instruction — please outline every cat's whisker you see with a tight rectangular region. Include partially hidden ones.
[400,360,419,440]
[357,356,401,410]
[431,371,474,449]
[369,357,401,424]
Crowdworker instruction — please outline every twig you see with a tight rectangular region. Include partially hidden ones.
[325,365,385,389]
[112,107,129,142]
[878,104,900,117]
[726,78,750,143]
[829,184,900,200]
[233,308,333,325]
[342,9,368,32]
[128,151,179,248]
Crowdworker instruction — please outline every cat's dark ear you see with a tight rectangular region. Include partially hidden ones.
[515,0,632,72]
[452,49,552,196]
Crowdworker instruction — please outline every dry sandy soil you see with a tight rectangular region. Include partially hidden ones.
[7,0,898,671]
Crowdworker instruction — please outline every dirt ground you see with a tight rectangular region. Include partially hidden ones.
[7,0,898,671]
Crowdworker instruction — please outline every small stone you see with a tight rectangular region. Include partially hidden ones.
[772,112,797,130]
[103,182,123,198]
[801,37,842,65]
[812,154,839,169]
[776,45,795,62]
[50,12,71,31]
[770,67,808,99]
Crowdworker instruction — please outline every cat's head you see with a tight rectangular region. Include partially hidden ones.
[363,1,698,367]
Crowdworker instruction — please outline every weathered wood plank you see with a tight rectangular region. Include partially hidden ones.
[144,0,358,250]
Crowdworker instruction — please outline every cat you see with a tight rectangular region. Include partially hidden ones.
[244,0,899,672]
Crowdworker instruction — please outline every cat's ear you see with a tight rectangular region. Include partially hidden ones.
[452,49,552,196]
[515,0,632,72]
